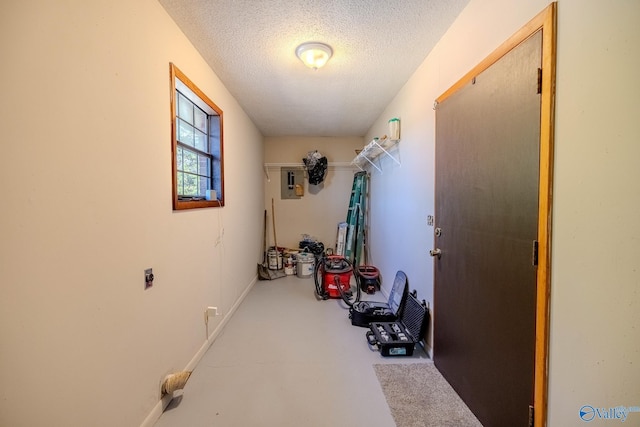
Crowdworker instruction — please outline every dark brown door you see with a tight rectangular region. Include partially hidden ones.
[433,31,542,427]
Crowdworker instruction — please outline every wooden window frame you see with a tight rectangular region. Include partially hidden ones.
[170,63,225,210]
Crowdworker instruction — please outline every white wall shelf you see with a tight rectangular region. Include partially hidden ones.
[351,137,400,172]
[263,161,355,181]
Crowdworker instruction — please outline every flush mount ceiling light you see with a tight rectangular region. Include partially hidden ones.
[295,42,333,70]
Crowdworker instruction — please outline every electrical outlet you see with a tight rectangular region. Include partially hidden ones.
[144,268,154,289]
[206,306,219,317]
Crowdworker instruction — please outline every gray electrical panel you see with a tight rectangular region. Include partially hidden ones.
[280,167,304,199]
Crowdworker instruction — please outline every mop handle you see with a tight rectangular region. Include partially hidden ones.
[271,198,278,251]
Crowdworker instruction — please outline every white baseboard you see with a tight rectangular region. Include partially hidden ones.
[139,275,258,427]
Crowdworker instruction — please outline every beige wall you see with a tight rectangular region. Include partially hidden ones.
[0,0,264,426]
[365,0,640,425]
[548,1,640,423]
[264,136,363,251]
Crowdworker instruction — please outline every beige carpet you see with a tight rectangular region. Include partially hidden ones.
[373,363,483,427]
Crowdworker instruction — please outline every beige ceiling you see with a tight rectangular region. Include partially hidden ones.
[158,0,471,137]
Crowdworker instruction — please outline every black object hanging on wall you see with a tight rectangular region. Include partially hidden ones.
[303,150,328,185]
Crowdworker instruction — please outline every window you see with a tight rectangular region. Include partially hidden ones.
[170,63,224,210]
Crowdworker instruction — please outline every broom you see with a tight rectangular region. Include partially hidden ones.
[257,209,271,280]
[257,201,286,280]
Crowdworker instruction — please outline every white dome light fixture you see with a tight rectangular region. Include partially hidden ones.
[295,42,333,70]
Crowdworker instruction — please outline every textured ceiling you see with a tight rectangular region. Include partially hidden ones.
[158,0,470,137]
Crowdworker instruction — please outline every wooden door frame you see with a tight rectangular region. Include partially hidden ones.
[434,4,556,427]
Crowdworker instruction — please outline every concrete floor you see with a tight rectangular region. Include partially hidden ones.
[154,274,431,427]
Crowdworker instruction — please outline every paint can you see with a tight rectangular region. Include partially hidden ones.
[267,248,282,270]
[284,254,295,275]
[296,252,315,278]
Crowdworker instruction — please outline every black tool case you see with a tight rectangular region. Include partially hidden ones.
[349,270,409,327]
[366,290,429,356]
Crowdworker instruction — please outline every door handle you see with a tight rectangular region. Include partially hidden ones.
[429,248,442,259]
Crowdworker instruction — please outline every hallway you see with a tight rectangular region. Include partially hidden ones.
[154,274,429,426]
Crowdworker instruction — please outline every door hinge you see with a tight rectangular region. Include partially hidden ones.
[532,240,539,266]
[537,68,543,94]
[529,405,535,427]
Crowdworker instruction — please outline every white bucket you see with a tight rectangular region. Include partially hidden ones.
[296,253,315,278]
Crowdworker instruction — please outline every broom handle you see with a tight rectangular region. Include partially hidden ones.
[271,198,278,252]
[263,209,267,263]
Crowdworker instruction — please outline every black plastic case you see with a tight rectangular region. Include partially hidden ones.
[349,270,409,327]
[366,290,429,357]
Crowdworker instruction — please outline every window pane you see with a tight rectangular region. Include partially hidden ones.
[194,107,207,133]
[177,171,184,195]
[177,93,193,124]
[178,119,194,147]
[194,130,207,152]
[176,147,183,170]
[198,154,210,177]
[183,173,198,196]
[183,150,198,174]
